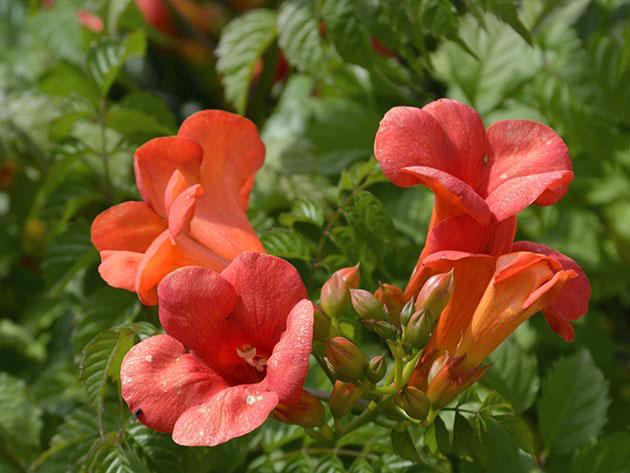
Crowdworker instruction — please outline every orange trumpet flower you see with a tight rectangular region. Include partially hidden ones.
[91,110,265,305]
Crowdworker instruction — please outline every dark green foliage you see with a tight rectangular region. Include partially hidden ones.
[0,0,628,471]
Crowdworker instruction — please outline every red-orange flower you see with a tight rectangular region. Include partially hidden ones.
[121,253,315,446]
[409,245,590,407]
[91,110,265,304]
[374,99,574,298]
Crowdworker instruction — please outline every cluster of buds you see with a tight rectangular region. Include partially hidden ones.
[401,272,453,354]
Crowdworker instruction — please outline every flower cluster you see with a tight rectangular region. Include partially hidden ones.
[92,100,590,446]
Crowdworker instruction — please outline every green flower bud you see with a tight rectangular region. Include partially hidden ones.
[395,387,431,420]
[362,319,399,341]
[367,355,387,383]
[403,310,432,349]
[399,297,415,326]
[325,336,368,380]
[350,289,385,321]
[416,271,454,323]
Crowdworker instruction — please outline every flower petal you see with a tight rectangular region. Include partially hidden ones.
[263,299,314,405]
[403,166,491,224]
[121,334,228,434]
[172,384,278,447]
[157,266,248,381]
[422,251,497,355]
[167,183,204,240]
[91,201,165,253]
[136,232,229,305]
[98,250,143,291]
[512,241,590,341]
[422,99,487,184]
[134,136,203,217]
[178,110,266,259]
[374,106,459,187]
[481,120,573,221]
[220,253,308,356]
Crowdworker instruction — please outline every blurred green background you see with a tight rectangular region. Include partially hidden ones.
[0,0,628,471]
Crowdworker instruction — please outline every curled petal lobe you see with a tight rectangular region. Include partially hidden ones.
[422,99,487,183]
[167,183,204,240]
[481,120,573,221]
[121,335,228,433]
[263,299,314,405]
[91,201,165,253]
[221,253,308,355]
[512,241,590,341]
[136,232,229,305]
[374,106,458,187]
[98,250,143,291]
[403,166,491,224]
[163,169,192,215]
[172,384,279,447]
[178,110,265,193]
[134,136,203,217]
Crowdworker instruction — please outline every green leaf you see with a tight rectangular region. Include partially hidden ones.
[472,414,533,472]
[391,429,422,464]
[538,350,611,454]
[483,338,539,412]
[321,0,373,67]
[347,191,396,243]
[216,9,278,114]
[31,408,113,472]
[570,432,630,473]
[82,431,150,473]
[313,455,345,473]
[338,160,386,192]
[432,13,538,114]
[87,30,147,95]
[261,228,315,261]
[126,424,192,473]
[471,0,533,45]
[41,223,99,295]
[72,286,141,354]
[0,372,43,467]
[279,198,326,228]
[105,107,173,139]
[118,91,177,131]
[39,62,100,107]
[277,0,330,77]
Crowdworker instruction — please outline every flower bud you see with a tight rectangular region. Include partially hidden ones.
[319,265,360,318]
[313,306,331,341]
[416,271,454,323]
[350,289,385,321]
[337,263,361,289]
[399,298,415,326]
[362,319,399,341]
[329,381,364,418]
[403,310,432,349]
[320,273,349,318]
[425,355,488,409]
[395,387,430,420]
[367,355,387,383]
[273,391,325,427]
[325,336,368,380]
[375,283,405,325]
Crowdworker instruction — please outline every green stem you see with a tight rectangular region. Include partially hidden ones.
[336,401,380,439]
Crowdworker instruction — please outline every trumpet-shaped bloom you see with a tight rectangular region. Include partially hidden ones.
[120,253,315,446]
[409,245,589,407]
[91,110,265,304]
[374,99,573,297]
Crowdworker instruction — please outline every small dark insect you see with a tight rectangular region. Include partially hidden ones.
[134,409,142,419]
